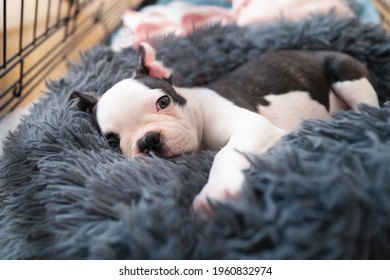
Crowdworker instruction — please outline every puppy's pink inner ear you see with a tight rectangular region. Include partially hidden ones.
[140,42,172,79]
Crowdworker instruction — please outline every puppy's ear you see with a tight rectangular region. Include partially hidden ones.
[133,43,173,80]
[69,91,100,115]
[164,74,173,85]
[134,44,150,77]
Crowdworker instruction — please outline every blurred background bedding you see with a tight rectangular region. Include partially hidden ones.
[110,0,383,51]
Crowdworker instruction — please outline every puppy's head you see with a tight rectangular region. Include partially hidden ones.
[71,43,200,158]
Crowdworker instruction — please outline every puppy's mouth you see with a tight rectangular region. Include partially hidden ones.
[138,145,193,159]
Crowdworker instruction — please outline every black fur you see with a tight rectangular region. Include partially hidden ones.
[69,91,100,130]
[135,45,187,106]
[105,132,121,152]
[136,76,187,106]
[70,91,99,114]
[208,50,374,112]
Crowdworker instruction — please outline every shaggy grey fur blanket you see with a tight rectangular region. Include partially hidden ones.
[1,14,390,259]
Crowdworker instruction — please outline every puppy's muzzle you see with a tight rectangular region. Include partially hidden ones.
[137,131,163,155]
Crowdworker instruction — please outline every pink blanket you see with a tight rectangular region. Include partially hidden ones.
[233,0,353,25]
[112,0,353,50]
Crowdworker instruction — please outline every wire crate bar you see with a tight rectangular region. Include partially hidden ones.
[0,0,135,119]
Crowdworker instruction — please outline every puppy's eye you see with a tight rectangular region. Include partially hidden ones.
[156,95,171,111]
[105,133,120,151]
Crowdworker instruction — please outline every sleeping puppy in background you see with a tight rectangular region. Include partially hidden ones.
[70,43,379,211]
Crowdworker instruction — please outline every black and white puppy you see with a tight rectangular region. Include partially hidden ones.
[71,43,379,210]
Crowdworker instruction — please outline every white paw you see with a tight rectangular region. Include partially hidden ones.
[192,174,244,212]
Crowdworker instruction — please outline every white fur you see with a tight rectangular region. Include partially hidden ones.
[257,91,349,132]
[258,91,331,132]
[97,80,202,157]
[97,76,379,211]
[181,87,285,207]
[332,78,379,112]
[98,83,285,209]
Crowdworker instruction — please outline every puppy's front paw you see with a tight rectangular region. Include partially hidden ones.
[192,178,243,213]
[191,145,251,213]
[192,187,228,213]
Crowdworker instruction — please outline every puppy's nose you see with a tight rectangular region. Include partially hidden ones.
[138,132,162,154]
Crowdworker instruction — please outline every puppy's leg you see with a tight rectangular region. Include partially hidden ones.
[331,78,379,111]
[325,53,379,111]
[193,113,285,211]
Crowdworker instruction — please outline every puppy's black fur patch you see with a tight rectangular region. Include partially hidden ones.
[136,76,187,106]
[69,91,100,130]
[134,45,187,106]
[70,91,99,114]
[208,50,374,112]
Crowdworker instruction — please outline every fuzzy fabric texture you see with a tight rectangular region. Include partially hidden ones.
[1,14,390,259]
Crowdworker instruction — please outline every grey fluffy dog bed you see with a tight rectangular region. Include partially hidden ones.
[1,14,390,259]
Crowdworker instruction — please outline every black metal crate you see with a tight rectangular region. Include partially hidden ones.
[0,0,135,119]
